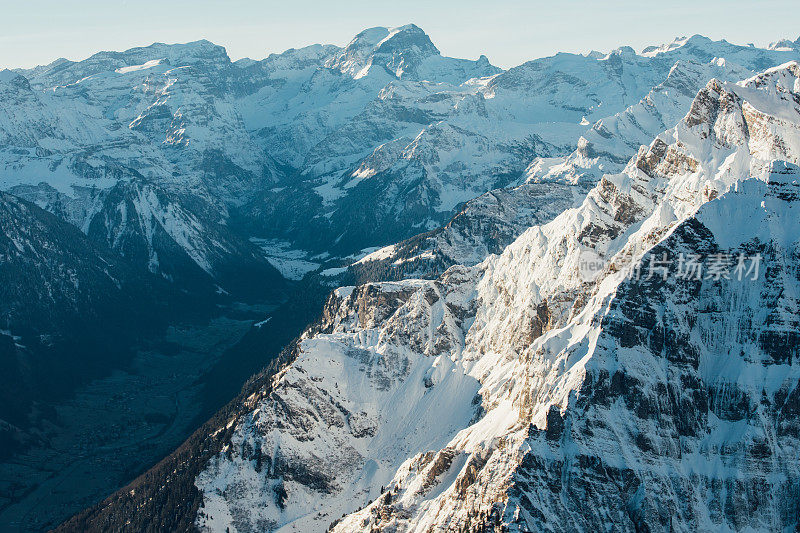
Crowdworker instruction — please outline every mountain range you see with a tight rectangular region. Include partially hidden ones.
[0,24,799,533]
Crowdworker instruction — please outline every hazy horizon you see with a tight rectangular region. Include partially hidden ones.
[2,0,799,70]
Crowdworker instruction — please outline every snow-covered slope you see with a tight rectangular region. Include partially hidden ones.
[193,62,800,532]
[346,179,591,282]
[526,57,755,184]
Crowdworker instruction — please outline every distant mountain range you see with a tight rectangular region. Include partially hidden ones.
[4,27,799,283]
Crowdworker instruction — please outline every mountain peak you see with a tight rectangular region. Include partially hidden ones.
[375,24,439,56]
[608,45,636,57]
[328,23,440,79]
[118,39,229,64]
[22,39,231,87]
[0,69,31,91]
[347,26,391,48]
[768,37,800,50]
[343,24,438,56]
[641,34,711,56]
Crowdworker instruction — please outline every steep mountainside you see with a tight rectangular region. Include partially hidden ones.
[184,62,800,532]
[346,180,590,282]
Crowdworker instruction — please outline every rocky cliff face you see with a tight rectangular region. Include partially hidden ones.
[192,62,800,532]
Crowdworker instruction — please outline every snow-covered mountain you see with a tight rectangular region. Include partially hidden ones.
[346,179,590,283]
[0,48,286,296]
[5,27,799,286]
[5,30,797,532]
[244,33,800,257]
[184,62,800,532]
[345,48,798,282]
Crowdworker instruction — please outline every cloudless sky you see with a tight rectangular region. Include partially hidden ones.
[1,0,798,70]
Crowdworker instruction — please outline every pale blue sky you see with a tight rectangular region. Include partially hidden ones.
[1,0,798,70]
